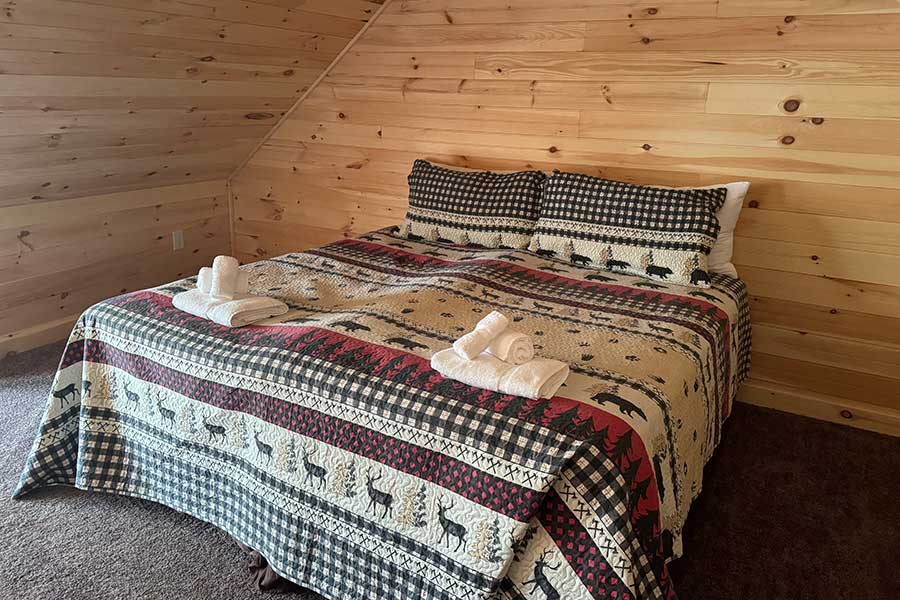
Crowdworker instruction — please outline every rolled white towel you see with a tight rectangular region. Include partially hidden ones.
[199,267,248,295]
[207,296,288,328]
[197,267,213,294]
[453,311,509,360]
[172,288,225,319]
[486,330,534,365]
[210,255,240,299]
[431,348,569,400]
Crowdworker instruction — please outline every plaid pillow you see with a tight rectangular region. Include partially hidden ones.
[401,159,546,249]
[531,171,727,287]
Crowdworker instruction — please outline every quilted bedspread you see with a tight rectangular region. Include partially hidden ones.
[16,228,749,600]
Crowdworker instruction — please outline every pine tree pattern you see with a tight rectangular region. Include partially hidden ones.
[17,225,752,600]
[331,461,358,499]
[470,518,503,563]
[179,404,197,436]
[395,482,428,528]
[276,436,296,473]
[91,372,115,404]
[512,525,538,562]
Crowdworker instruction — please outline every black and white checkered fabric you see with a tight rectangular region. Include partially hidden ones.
[532,171,727,287]
[402,160,546,249]
[16,228,752,600]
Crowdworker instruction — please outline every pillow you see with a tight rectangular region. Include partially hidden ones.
[674,182,750,278]
[531,171,727,287]
[401,159,546,249]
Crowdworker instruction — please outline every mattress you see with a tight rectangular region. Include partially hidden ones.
[16,228,750,600]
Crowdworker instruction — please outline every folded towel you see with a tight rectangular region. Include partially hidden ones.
[453,311,509,360]
[431,348,569,400]
[210,255,240,299]
[486,330,534,365]
[172,288,226,319]
[206,296,288,328]
[172,289,288,328]
[198,266,248,295]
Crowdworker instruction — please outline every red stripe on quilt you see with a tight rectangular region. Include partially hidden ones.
[71,338,545,522]
[85,290,671,588]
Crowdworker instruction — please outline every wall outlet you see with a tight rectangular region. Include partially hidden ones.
[172,229,184,251]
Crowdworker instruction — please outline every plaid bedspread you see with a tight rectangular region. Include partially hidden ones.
[16,228,749,600]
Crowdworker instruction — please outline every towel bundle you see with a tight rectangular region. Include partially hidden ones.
[433,311,568,400]
[172,256,288,328]
[453,311,536,364]
[453,311,509,360]
[197,266,249,297]
[431,349,569,400]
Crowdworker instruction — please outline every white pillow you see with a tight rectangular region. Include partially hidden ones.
[677,182,750,278]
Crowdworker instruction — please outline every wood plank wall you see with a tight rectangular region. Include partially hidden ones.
[0,0,381,356]
[232,0,900,435]
[0,181,229,357]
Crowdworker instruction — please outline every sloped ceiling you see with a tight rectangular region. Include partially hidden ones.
[0,0,384,207]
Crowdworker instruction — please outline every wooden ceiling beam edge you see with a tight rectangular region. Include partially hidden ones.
[227,0,396,184]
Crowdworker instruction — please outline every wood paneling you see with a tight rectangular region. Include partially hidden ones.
[0,0,381,355]
[231,0,900,434]
[0,181,229,358]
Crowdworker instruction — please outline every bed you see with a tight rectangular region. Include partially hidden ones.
[15,228,750,600]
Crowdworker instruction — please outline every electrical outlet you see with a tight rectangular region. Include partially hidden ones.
[172,229,184,251]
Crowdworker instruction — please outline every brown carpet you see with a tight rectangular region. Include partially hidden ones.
[3,342,899,599]
[669,401,900,599]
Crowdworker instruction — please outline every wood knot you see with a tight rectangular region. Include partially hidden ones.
[283,69,295,76]
[784,15,795,23]
[338,112,346,119]
[810,117,824,125]
[17,230,34,251]
[748,200,759,208]
[646,7,658,15]
[840,410,853,419]
[244,112,274,120]
[780,135,795,145]
[783,99,801,112]
[548,146,559,153]
[642,143,652,151]
[829,308,838,314]
[811,255,819,261]
[185,66,199,74]
[199,56,215,62]
[641,36,652,45]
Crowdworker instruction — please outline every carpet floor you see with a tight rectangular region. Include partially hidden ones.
[2,343,899,600]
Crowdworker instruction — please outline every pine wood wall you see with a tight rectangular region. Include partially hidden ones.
[231,0,900,434]
[0,0,381,356]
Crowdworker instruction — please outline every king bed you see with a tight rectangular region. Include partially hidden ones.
[16,228,749,600]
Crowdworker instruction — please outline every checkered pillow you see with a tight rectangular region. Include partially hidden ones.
[531,171,727,287]
[401,159,546,249]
